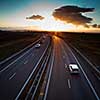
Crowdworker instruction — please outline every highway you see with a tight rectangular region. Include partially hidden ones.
[0,36,51,100]
[0,35,100,100]
[46,36,100,100]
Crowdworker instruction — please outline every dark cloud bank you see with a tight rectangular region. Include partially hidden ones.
[92,24,100,28]
[52,5,94,27]
[26,5,100,29]
[26,15,44,20]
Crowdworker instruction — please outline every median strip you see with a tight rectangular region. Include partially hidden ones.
[15,37,51,100]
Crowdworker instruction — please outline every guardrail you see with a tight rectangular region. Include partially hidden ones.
[42,44,54,100]
[28,45,52,100]
[15,36,52,100]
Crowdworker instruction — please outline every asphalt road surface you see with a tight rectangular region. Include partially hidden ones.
[0,35,100,100]
[46,36,100,100]
[0,36,50,100]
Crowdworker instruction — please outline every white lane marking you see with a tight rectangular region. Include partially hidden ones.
[0,37,43,73]
[65,64,67,68]
[24,60,28,64]
[9,73,16,80]
[0,38,41,65]
[60,42,70,64]
[43,46,55,100]
[68,79,71,88]
[15,39,50,100]
[94,73,100,81]
[66,43,100,100]
[0,46,35,73]
[71,45,100,74]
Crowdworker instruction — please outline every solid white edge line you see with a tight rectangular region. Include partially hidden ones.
[43,47,55,100]
[65,43,100,100]
[15,38,50,100]
[0,37,45,73]
[68,79,71,88]
[71,45,100,74]
[31,49,51,100]
[0,45,35,73]
[9,72,16,80]
[0,38,41,65]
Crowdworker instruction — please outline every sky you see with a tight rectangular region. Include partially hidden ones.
[0,0,100,32]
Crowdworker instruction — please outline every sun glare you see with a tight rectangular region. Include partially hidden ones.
[30,15,76,31]
[39,17,76,31]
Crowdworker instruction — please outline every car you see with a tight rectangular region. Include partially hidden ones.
[69,64,80,74]
[35,43,41,48]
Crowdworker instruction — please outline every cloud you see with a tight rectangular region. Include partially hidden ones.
[52,5,94,26]
[92,24,100,28]
[98,25,100,28]
[92,24,97,28]
[26,15,44,20]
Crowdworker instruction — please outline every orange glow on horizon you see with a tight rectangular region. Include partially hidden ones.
[27,16,77,32]
[1,14,100,33]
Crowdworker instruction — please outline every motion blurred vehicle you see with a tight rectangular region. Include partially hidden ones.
[35,43,41,48]
[69,64,80,74]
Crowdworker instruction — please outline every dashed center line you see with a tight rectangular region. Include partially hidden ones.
[9,73,16,80]
[24,60,28,64]
[68,79,71,88]
[65,64,67,68]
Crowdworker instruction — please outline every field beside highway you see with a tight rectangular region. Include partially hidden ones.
[0,30,41,61]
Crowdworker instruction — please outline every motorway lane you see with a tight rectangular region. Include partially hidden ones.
[47,37,72,100]
[0,38,41,73]
[0,36,50,100]
[69,44,100,99]
[46,36,97,100]
[62,40,97,100]
[0,37,42,70]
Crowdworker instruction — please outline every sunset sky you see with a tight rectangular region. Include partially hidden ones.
[0,0,100,32]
